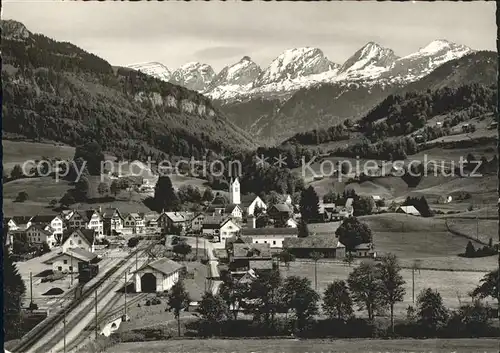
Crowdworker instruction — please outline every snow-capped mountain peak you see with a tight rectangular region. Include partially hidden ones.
[170,62,216,92]
[339,42,399,74]
[206,56,262,91]
[127,62,172,82]
[256,47,338,87]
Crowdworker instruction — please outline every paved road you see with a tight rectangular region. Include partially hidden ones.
[180,236,222,295]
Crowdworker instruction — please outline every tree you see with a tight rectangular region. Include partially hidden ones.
[299,186,320,223]
[246,269,282,328]
[220,276,248,321]
[74,176,90,201]
[464,241,476,257]
[297,219,309,238]
[377,254,406,334]
[41,241,51,254]
[128,237,139,248]
[278,249,295,269]
[10,164,24,180]
[166,280,190,337]
[154,176,180,212]
[49,199,58,208]
[110,180,120,197]
[335,217,372,253]
[323,190,337,203]
[353,197,375,216]
[97,182,109,197]
[347,261,382,321]
[471,269,499,302]
[15,191,28,202]
[74,141,105,175]
[60,192,76,207]
[455,299,490,336]
[310,251,324,291]
[198,292,228,331]
[322,280,353,320]
[3,246,27,340]
[281,276,320,334]
[416,288,448,333]
[173,241,192,260]
[202,187,214,202]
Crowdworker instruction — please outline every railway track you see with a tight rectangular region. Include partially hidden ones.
[13,240,158,353]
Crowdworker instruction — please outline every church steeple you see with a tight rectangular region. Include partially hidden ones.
[229,177,241,205]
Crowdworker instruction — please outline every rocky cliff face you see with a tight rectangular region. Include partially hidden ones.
[170,62,216,92]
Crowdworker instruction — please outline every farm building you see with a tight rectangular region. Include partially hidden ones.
[133,258,184,293]
[244,196,268,216]
[353,243,376,258]
[284,234,346,259]
[240,227,298,249]
[396,205,421,216]
[228,243,274,276]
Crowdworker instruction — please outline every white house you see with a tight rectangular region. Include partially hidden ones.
[229,178,241,205]
[219,219,241,245]
[246,196,268,216]
[31,214,65,240]
[61,229,95,253]
[134,258,184,293]
[286,218,298,228]
[4,218,19,231]
[25,224,58,249]
[44,248,97,273]
[240,227,299,249]
[157,211,191,233]
[190,213,205,232]
[123,213,145,234]
[11,216,33,231]
[67,210,89,230]
[225,204,244,220]
[84,210,104,239]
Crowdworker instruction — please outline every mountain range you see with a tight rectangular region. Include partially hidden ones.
[128,39,472,101]
[128,40,495,143]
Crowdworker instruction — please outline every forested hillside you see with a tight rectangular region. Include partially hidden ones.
[1,20,256,160]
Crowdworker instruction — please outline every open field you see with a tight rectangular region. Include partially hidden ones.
[281,261,492,315]
[357,213,496,271]
[446,218,498,245]
[106,338,499,353]
[3,140,76,173]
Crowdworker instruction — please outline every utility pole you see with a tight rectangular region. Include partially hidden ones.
[30,271,33,305]
[476,215,479,240]
[412,267,415,304]
[70,254,74,286]
[135,251,138,272]
[94,289,98,339]
[63,308,67,353]
[196,234,199,259]
[124,272,127,318]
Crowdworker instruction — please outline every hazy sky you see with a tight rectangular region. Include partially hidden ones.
[3,1,496,72]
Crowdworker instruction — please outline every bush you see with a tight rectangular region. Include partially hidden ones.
[28,302,39,311]
[128,237,139,248]
[145,300,151,306]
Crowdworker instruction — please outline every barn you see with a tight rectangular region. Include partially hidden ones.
[133,258,184,293]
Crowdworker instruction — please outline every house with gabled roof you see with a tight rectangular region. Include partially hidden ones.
[84,209,104,238]
[225,204,244,219]
[245,195,267,216]
[61,229,95,253]
[157,211,191,233]
[284,234,346,259]
[67,210,90,230]
[102,208,124,235]
[4,217,19,231]
[240,227,298,249]
[12,216,33,231]
[396,205,421,216]
[31,214,64,240]
[44,248,98,273]
[133,258,185,293]
[25,223,58,249]
[123,213,145,234]
[228,243,273,276]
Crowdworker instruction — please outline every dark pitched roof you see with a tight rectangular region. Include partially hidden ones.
[225,204,242,213]
[284,234,345,249]
[71,210,90,223]
[233,243,272,258]
[225,235,253,248]
[102,208,122,219]
[137,258,184,275]
[31,215,59,224]
[44,248,97,264]
[12,216,33,225]
[241,227,298,237]
[62,229,95,245]
[269,203,292,213]
[27,224,52,235]
[249,260,274,271]
[203,215,226,227]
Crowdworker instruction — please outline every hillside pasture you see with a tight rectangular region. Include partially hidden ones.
[446,218,498,245]
[281,261,491,314]
[357,213,496,271]
[106,338,499,353]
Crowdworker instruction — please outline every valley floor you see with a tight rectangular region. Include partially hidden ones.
[106,338,499,353]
